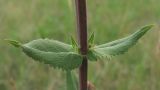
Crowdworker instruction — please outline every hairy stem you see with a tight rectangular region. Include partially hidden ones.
[75,0,88,90]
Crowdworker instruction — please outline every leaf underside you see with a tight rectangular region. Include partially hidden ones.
[88,25,153,60]
[21,39,83,70]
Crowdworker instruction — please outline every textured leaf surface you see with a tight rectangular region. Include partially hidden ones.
[14,39,82,70]
[24,39,73,52]
[90,25,153,58]
[87,50,99,61]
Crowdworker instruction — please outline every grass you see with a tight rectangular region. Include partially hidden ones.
[0,0,160,90]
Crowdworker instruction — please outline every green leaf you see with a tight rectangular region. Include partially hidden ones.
[92,25,153,58]
[70,36,78,51]
[66,71,77,90]
[87,50,99,61]
[9,39,83,70]
[24,39,73,52]
[88,32,95,45]
[5,39,21,47]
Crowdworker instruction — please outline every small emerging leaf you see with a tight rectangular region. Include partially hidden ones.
[88,24,153,60]
[70,36,78,51]
[88,32,95,45]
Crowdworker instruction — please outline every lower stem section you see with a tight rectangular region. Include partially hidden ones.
[79,57,88,90]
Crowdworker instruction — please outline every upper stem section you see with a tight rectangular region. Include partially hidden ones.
[75,0,88,55]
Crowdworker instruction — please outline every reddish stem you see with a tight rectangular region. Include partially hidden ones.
[75,0,88,90]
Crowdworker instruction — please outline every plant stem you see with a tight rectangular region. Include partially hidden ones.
[75,0,88,90]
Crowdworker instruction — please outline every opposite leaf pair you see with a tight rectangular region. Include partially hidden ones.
[7,25,153,70]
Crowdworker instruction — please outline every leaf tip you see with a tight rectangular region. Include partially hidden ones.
[5,39,22,48]
[70,36,78,48]
[88,32,95,43]
[143,24,154,31]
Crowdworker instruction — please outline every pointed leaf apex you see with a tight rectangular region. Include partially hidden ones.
[70,36,78,48]
[88,32,95,44]
[142,24,154,31]
[5,39,22,48]
[92,24,154,58]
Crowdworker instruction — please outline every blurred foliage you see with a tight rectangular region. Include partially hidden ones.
[0,0,160,90]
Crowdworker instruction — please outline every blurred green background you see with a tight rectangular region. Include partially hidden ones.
[0,0,160,90]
